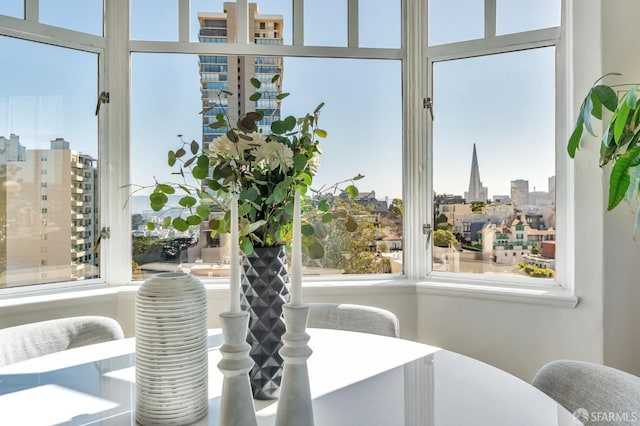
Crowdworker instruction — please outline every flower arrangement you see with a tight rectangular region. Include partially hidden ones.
[146,75,361,257]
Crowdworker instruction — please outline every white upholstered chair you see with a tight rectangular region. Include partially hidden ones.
[0,316,125,368]
[307,303,400,338]
[532,360,640,426]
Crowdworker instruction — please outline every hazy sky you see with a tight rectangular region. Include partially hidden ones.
[0,0,560,201]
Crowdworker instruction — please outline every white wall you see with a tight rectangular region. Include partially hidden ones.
[601,0,640,376]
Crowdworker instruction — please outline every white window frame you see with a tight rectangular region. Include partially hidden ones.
[0,0,578,308]
[416,0,574,294]
[0,5,107,295]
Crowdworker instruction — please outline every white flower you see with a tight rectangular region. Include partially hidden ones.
[246,132,265,147]
[309,154,321,174]
[253,142,294,173]
[209,134,251,159]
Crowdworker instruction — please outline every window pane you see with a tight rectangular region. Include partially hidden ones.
[0,1,23,19]
[0,37,99,288]
[496,0,561,35]
[191,0,293,45]
[131,0,178,41]
[428,0,484,46]
[432,48,556,280]
[131,53,402,279]
[40,0,103,35]
[304,0,347,47]
[359,0,400,49]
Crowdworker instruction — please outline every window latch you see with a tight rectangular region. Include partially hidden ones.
[93,227,110,253]
[95,91,110,116]
[423,223,432,242]
[423,97,434,120]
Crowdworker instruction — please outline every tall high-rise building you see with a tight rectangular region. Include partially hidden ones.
[464,143,488,203]
[510,179,529,209]
[1,136,99,287]
[198,2,284,146]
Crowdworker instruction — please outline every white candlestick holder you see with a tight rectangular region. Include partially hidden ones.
[218,311,257,426]
[275,303,314,426]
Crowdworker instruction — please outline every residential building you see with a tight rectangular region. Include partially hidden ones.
[1,137,98,287]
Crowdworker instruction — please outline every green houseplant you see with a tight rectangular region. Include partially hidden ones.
[144,74,361,258]
[568,73,640,229]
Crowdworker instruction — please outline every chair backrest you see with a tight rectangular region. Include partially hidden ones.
[0,316,125,368]
[307,303,400,338]
[532,360,640,425]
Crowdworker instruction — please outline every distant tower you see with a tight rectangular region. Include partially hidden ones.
[464,143,488,202]
[510,179,529,209]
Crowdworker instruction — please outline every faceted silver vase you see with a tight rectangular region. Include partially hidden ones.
[241,245,291,400]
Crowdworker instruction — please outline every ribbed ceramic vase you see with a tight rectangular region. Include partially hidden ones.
[241,245,291,400]
[135,272,209,425]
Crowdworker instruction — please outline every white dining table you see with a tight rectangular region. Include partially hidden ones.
[0,328,581,425]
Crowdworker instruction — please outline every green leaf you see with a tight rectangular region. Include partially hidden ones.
[592,85,618,112]
[192,166,208,180]
[581,95,595,136]
[345,216,358,232]
[608,146,640,210]
[163,216,171,228]
[318,200,331,212]
[590,91,603,120]
[567,123,584,158]
[614,100,631,142]
[625,165,640,203]
[157,184,175,194]
[240,237,254,255]
[293,153,308,171]
[172,217,189,232]
[276,93,290,100]
[186,215,202,226]
[175,148,186,158]
[168,151,176,167]
[238,202,252,216]
[196,205,211,218]
[210,121,226,129]
[283,116,297,131]
[149,192,168,211]
[271,74,280,83]
[240,187,259,202]
[208,218,221,231]
[250,78,261,89]
[197,154,209,168]
[249,92,262,102]
[314,129,327,138]
[321,212,333,223]
[146,222,155,230]
[308,242,324,259]
[627,86,638,109]
[184,156,196,167]
[345,185,359,198]
[227,130,239,142]
[313,102,325,114]
[190,140,199,154]
[301,224,315,237]
[271,120,286,134]
[179,196,197,207]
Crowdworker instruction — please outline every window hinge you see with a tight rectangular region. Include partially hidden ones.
[95,91,110,116]
[423,97,434,120]
[93,227,110,253]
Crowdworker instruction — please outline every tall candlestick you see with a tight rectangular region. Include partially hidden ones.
[290,188,303,305]
[230,194,241,314]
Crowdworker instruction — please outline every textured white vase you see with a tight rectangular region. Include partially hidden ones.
[135,272,209,425]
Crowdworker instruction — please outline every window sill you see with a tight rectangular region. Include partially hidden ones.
[415,280,579,308]
[0,276,579,315]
